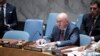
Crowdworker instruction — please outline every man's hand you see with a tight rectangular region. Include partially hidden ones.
[91,36,94,41]
[4,24,12,30]
[47,42,57,46]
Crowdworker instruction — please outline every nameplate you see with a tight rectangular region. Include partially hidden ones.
[24,46,42,52]
[2,43,23,49]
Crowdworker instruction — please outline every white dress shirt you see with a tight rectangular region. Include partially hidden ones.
[0,3,10,27]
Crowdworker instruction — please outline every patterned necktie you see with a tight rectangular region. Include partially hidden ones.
[59,30,64,41]
[89,16,97,36]
[89,17,94,36]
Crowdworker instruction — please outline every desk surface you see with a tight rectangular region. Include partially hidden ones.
[0,47,54,56]
[0,39,79,56]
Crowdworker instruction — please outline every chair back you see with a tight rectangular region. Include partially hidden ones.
[45,13,58,37]
[24,19,43,41]
[76,14,84,29]
[80,34,91,46]
[3,30,30,41]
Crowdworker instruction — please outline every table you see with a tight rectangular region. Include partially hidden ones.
[0,39,55,56]
[0,47,54,56]
[0,39,99,56]
[60,43,100,56]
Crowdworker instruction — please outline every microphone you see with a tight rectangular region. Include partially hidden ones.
[32,30,43,40]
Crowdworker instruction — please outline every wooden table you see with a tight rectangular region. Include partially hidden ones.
[60,43,100,56]
[0,39,83,56]
[0,47,54,56]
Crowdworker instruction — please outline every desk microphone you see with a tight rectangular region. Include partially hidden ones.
[32,31,43,40]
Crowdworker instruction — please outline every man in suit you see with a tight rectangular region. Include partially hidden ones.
[36,13,79,47]
[0,0,18,38]
[80,0,100,42]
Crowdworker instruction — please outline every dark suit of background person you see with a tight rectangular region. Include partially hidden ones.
[47,22,80,47]
[80,14,100,42]
[80,1,100,42]
[0,2,18,38]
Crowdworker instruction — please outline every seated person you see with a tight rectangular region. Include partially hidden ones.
[80,0,100,42]
[36,13,80,47]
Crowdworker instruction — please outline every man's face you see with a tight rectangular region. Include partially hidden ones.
[56,17,68,30]
[90,4,100,16]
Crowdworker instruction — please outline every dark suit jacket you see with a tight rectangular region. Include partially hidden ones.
[80,13,100,42]
[0,3,17,38]
[46,22,80,47]
[0,3,17,30]
[5,3,18,29]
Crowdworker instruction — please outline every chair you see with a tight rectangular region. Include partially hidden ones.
[24,19,43,41]
[80,34,92,46]
[76,14,84,30]
[3,30,30,41]
[45,13,58,37]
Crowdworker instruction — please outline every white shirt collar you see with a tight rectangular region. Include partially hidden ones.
[0,3,6,8]
[3,3,6,8]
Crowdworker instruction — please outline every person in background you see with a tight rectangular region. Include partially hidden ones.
[80,0,100,42]
[36,13,80,47]
[0,0,18,38]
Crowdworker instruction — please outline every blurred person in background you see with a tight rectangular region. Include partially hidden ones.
[0,0,18,38]
[80,0,100,42]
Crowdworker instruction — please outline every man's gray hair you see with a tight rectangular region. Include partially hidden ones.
[57,12,68,20]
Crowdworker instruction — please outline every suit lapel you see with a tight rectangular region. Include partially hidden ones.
[5,3,9,23]
[6,3,12,23]
[94,15,100,29]
[6,3,10,17]
[64,23,70,40]
[52,26,61,41]
[57,28,61,41]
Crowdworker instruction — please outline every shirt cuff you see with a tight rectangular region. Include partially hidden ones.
[91,36,94,41]
[56,41,61,45]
